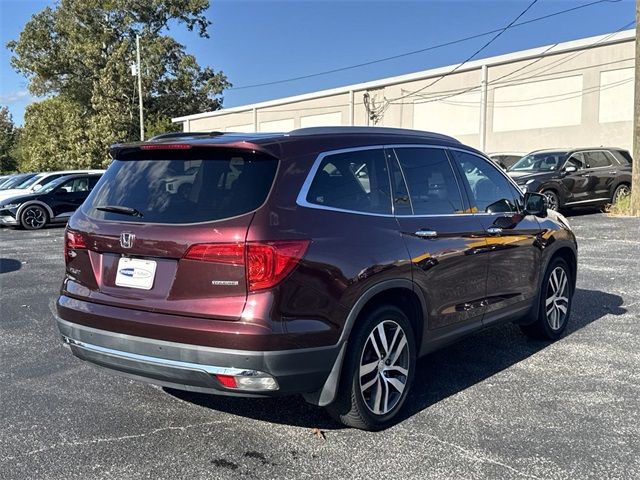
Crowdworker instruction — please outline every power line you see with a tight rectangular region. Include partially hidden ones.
[398,56,634,100]
[387,0,540,105]
[435,77,633,108]
[390,19,635,107]
[217,19,634,117]
[228,0,621,91]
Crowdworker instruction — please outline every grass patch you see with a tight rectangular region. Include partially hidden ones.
[605,193,632,216]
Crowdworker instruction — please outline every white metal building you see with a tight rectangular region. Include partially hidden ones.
[172,29,635,154]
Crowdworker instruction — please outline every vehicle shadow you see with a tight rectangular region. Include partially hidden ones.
[0,258,22,274]
[562,206,604,217]
[165,288,625,430]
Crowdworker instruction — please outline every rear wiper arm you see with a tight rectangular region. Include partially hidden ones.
[95,205,143,217]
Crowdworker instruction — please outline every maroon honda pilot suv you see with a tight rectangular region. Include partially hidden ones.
[56,127,577,430]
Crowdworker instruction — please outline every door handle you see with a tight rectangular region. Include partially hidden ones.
[415,229,438,238]
[486,227,502,235]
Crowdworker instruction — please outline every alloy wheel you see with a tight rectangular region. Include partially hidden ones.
[546,266,569,330]
[543,191,559,211]
[614,185,631,203]
[22,206,47,229]
[359,320,410,416]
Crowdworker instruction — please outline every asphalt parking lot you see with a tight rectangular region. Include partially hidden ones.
[1,212,639,480]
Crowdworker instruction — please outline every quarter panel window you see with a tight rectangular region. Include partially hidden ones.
[306,148,392,214]
[393,147,463,215]
[450,150,517,213]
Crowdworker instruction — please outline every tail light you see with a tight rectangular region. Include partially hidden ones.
[64,229,87,262]
[183,243,244,265]
[246,241,309,291]
[183,240,310,292]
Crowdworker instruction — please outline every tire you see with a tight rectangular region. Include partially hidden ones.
[520,257,573,340]
[20,205,48,230]
[542,190,560,211]
[327,305,416,431]
[612,184,631,204]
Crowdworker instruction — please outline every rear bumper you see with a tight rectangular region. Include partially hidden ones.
[56,316,341,398]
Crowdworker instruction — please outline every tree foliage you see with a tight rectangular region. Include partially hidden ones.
[9,0,230,169]
[0,106,19,173]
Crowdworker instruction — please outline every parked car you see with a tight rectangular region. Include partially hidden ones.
[488,152,525,170]
[0,172,38,190]
[0,169,105,202]
[55,127,577,430]
[507,148,632,211]
[0,172,103,229]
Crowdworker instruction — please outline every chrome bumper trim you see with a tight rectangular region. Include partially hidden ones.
[61,335,272,379]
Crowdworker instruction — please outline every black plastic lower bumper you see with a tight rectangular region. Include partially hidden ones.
[56,317,341,399]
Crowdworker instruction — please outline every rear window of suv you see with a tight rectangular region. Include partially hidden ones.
[84,152,278,224]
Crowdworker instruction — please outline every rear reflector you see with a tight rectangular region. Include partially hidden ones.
[215,374,238,389]
[214,373,278,391]
[64,229,87,262]
[140,143,192,150]
[182,240,310,292]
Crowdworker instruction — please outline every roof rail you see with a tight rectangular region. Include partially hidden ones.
[288,126,460,143]
[148,131,225,141]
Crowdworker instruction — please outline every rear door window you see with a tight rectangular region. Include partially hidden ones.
[84,152,278,224]
[392,147,464,215]
[584,151,612,168]
[306,148,392,214]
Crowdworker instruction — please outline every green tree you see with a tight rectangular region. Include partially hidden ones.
[8,0,230,169]
[0,106,18,173]
[18,97,93,171]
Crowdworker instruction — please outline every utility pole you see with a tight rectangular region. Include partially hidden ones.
[136,34,144,141]
[631,0,640,215]
[479,64,488,152]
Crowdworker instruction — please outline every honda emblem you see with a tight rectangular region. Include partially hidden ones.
[120,232,135,249]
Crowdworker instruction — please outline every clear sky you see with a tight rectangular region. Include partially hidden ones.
[0,0,635,125]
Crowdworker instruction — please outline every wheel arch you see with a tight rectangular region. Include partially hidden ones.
[517,242,577,326]
[16,201,54,224]
[304,279,426,407]
[612,181,631,197]
[550,246,577,291]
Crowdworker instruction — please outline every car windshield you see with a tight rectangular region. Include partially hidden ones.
[3,174,34,189]
[40,177,69,194]
[15,175,44,189]
[509,152,567,172]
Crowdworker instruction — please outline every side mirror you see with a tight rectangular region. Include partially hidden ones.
[564,165,577,173]
[524,192,547,217]
[55,189,68,195]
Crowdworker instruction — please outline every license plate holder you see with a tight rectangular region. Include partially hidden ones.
[115,257,157,290]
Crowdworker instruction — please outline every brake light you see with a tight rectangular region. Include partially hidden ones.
[64,229,87,262]
[140,144,191,150]
[183,240,309,292]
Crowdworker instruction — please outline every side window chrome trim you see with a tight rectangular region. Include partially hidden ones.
[579,149,615,169]
[295,145,394,217]
[296,143,505,218]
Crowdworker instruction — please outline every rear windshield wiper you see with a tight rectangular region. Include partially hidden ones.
[95,205,143,217]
